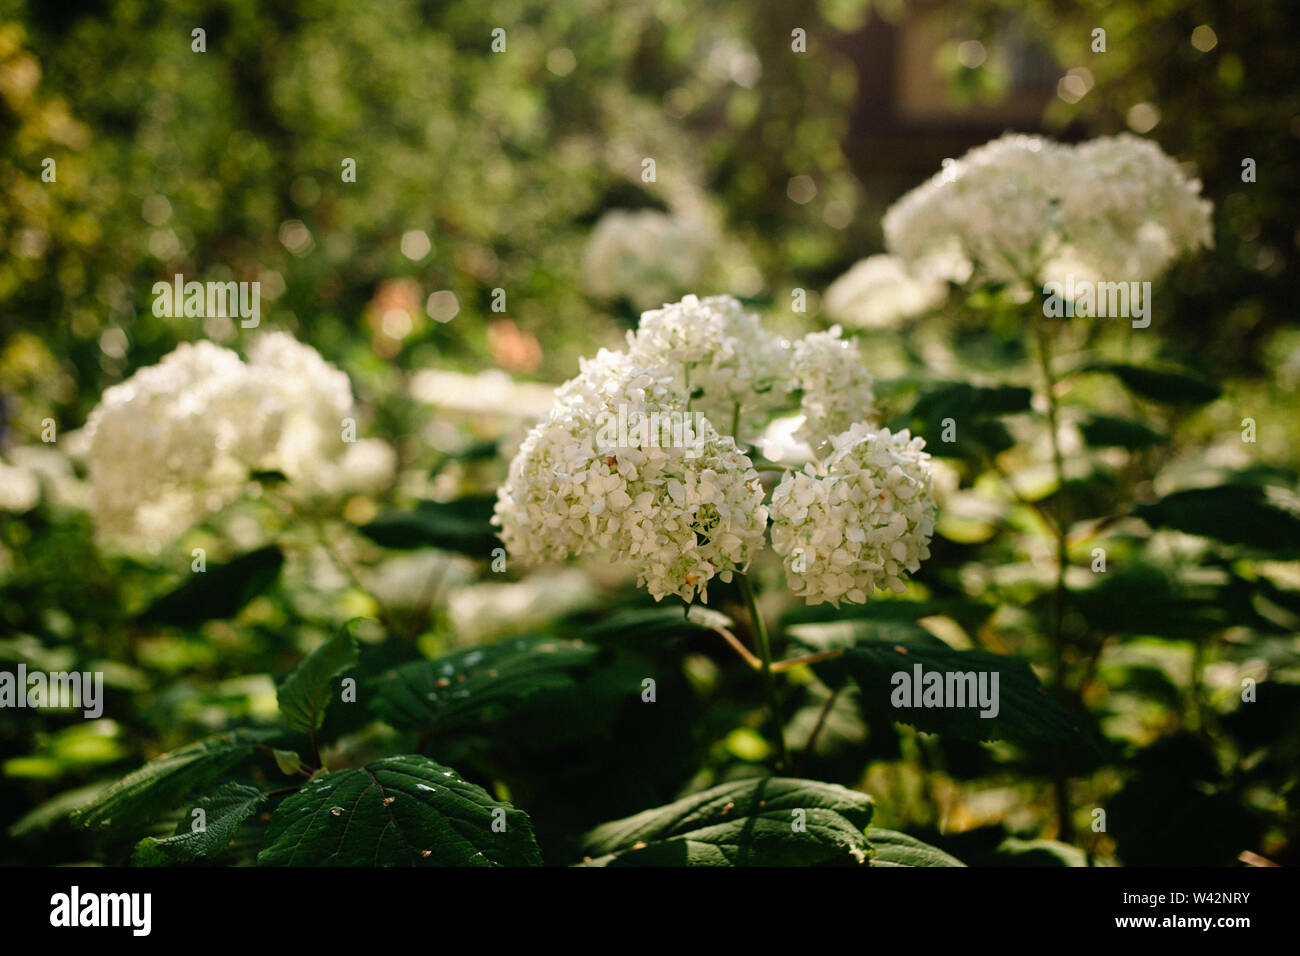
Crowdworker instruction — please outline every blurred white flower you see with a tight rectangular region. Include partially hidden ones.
[823,254,947,329]
[581,209,715,310]
[448,569,599,645]
[81,333,386,549]
[770,424,935,606]
[0,459,40,513]
[883,133,1212,288]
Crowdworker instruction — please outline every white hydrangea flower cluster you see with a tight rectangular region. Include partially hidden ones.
[769,424,935,606]
[883,132,1213,287]
[82,333,392,548]
[627,294,792,438]
[493,345,768,603]
[497,293,935,606]
[789,325,878,451]
[581,209,715,311]
[823,254,948,330]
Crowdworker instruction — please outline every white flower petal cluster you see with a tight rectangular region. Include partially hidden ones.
[770,424,935,606]
[627,294,792,438]
[83,333,389,548]
[581,209,715,311]
[494,346,768,604]
[789,325,878,451]
[824,254,948,330]
[883,133,1212,287]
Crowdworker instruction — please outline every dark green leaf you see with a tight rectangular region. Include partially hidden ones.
[370,636,598,735]
[358,495,499,555]
[132,783,266,865]
[257,755,542,866]
[1085,363,1221,405]
[868,828,966,867]
[137,545,283,628]
[73,729,273,829]
[807,636,1089,748]
[277,626,359,734]
[579,777,873,866]
[1079,414,1166,449]
[1135,484,1300,556]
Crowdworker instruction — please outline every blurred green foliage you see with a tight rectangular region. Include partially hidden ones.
[2,0,1298,866]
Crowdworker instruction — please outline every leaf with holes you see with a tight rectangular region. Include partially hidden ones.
[579,777,873,866]
[257,755,541,866]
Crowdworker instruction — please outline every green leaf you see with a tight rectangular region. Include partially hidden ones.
[73,730,273,829]
[868,828,966,867]
[138,546,283,629]
[138,545,284,628]
[272,749,304,776]
[277,626,359,734]
[1135,484,1300,556]
[806,635,1089,748]
[257,755,542,866]
[1085,363,1221,405]
[132,783,267,865]
[909,382,1033,419]
[579,777,873,866]
[358,495,498,555]
[370,636,598,735]
[993,837,1087,867]
[1078,414,1166,449]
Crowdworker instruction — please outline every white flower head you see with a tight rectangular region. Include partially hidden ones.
[494,347,768,604]
[627,294,793,439]
[883,132,1212,287]
[82,333,382,549]
[789,325,878,452]
[770,424,935,606]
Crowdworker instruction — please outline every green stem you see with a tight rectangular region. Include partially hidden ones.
[1034,317,1075,844]
[737,574,790,774]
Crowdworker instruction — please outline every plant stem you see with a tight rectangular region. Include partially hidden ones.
[1034,318,1075,843]
[795,686,840,778]
[737,574,790,774]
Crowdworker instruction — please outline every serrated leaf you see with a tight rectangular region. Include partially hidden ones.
[868,828,966,867]
[277,626,359,734]
[73,730,273,829]
[358,495,498,555]
[369,636,598,735]
[133,783,266,865]
[138,545,284,628]
[1085,363,1221,405]
[807,637,1089,748]
[579,777,873,866]
[257,754,542,866]
[1135,484,1300,556]
[1078,414,1166,449]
